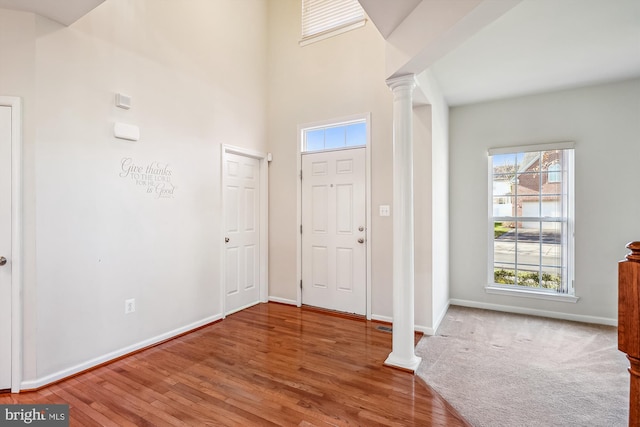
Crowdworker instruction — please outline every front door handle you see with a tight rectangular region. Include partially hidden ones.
[0,257,6,266]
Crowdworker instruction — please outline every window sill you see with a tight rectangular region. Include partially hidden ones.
[299,20,366,46]
[485,286,579,303]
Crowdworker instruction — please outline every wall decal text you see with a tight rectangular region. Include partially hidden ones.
[119,158,175,199]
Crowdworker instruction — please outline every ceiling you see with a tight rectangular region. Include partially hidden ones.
[0,0,104,26]
[358,0,422,38]
[429,0,640,106]
[361,0,640,106]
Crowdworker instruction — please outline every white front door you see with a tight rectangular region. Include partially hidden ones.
[223,152,260,315]
[0,105,12,390]
[302,148,366,315]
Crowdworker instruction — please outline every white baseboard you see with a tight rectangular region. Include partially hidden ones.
[268,296,298,306]
[371,314,392,324]
[449,299,617,326]
[225,301,261,317]
[20,313,223,391]
[372,314,436,335]
[414,324,435,335]
[430,301,451,335]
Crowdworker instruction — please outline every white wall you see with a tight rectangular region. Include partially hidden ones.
[267,0,396,318]
[418,70,450,332]
[450,78,640,323]
[0,8,38,382]
[412,70,450,334]
[1,0,268,386]
[412,105,434,331]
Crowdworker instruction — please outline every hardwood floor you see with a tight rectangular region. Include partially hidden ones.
[0,303,469,426]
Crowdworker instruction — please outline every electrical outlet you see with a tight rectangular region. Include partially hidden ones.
[125,298,136,314]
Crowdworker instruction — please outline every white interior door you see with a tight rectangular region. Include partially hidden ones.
[224,153,260,315]
[0,105,12,390]
[302,148,366,315]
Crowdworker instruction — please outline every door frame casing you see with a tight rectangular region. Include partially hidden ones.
[220,145,269,317]
[296,113,372,319]
[0,96,23,392]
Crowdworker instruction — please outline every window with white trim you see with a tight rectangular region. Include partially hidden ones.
[301,0,366,45]
[489,143,575,296]
[302,119,366,152]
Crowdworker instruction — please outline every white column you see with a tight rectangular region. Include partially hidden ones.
[384,74,421,372]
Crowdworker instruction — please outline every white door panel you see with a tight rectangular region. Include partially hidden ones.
[224,153,260,315]
[0,106,12,389]
[302,148,366,315]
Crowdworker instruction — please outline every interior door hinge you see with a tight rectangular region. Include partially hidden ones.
[299,170,302,180]
[300,224,302,234]
[300,280,302,289]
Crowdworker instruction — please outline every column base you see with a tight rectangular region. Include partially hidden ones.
[384,352,422,373]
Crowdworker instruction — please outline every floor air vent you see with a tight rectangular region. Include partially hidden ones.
[376,325,392,333]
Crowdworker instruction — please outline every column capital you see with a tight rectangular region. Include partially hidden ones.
[386,74,416,92]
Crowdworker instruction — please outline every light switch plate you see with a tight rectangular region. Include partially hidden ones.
[379,205,390,216]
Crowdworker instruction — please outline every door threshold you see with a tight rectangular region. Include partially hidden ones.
[300,304,366,321]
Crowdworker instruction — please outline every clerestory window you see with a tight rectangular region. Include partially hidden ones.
[300,0,366,46]
[488,143,576,300]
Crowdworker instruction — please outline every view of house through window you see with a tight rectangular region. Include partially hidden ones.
[303,120,366,152]
[489,145,574,295]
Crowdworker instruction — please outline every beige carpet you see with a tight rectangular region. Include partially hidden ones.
[415,306,629,427]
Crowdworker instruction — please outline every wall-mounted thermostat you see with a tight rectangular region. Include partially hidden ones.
[114,122,140,141]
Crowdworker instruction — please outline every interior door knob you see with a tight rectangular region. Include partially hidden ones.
[225,237,230,243]
[357,238,364,244]
[0,257,6,266]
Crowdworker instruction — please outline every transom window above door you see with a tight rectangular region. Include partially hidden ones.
[302,120,366,152]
